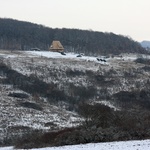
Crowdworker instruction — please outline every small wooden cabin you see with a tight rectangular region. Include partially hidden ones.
[49,41,64,52]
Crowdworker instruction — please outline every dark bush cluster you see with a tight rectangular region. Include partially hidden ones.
[141,66,150,71]
[113,90,150,110]
[70,85,97,100]
[66,69,85,77]
[8,92,29,99]
[19,102,43,111]
[135,58,150,65]
[14,103,150,149]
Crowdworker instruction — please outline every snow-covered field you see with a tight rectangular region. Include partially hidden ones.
[25,51,109,63]
[1,139,150,150]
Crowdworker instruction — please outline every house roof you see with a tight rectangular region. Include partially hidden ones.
[49,41,64,50]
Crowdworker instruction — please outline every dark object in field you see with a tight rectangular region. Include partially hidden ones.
[76,54,82,57]
[8,92,29,98]
[60,52,66,55]
[97,58,106,62]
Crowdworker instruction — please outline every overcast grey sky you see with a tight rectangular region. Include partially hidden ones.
[0,0,150,42]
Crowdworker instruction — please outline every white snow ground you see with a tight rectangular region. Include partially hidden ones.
[25,51,140,61]
[1,139,150,150]
[25,51,109,64]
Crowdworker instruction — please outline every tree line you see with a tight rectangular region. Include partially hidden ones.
[0,18,146,55]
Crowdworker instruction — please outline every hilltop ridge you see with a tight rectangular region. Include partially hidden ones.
[0,18,146,55]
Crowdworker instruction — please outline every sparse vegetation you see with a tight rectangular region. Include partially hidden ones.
[19,102,43,111]
[14,104,150,149]
[135,57,150,65]
[8,92,29,98]
[1,51,150,148]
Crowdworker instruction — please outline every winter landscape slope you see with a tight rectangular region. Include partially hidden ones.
[0,50,150,147]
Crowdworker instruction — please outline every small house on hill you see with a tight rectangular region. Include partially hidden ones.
[49,41,64,52]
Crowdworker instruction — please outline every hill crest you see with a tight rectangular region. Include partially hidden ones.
[0,18,147,55]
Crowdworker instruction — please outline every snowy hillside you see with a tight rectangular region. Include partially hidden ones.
[0,50,150,147]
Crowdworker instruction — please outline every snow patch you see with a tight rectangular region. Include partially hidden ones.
[1,139,150,150]
[25,51,109,64]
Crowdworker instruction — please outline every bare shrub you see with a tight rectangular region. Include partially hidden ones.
[14,110,150,148]
[142,66,150,71]
[66,69,85,77]
[8,92,29,98]
[68,84,97,100]
[19,101,43,111]
[135,58,150,65]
